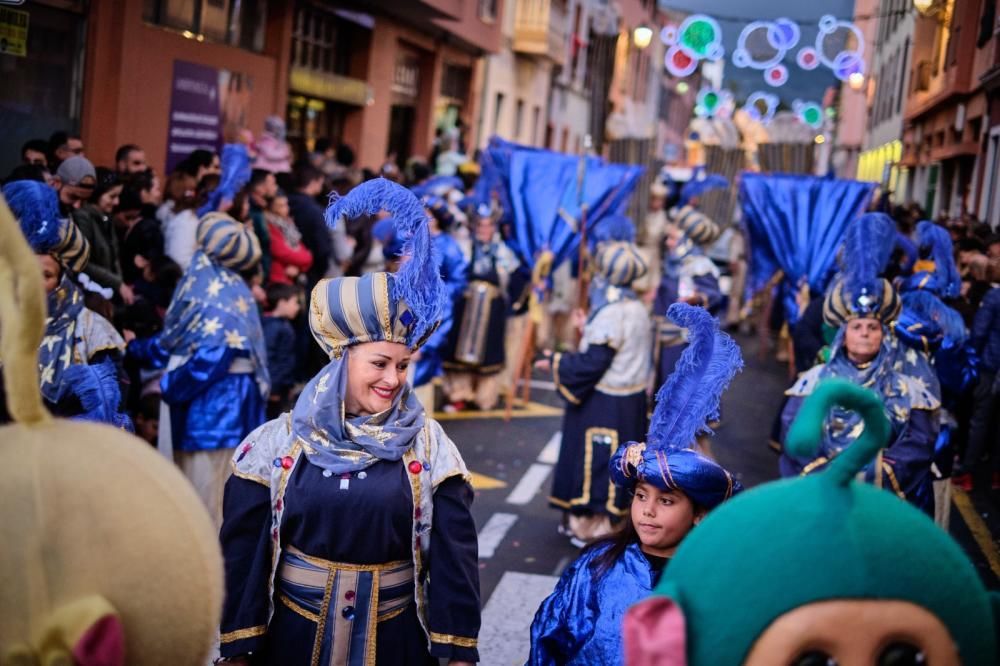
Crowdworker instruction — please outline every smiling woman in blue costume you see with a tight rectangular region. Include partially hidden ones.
[652,174,727,389]
[780,224,940,515]
[528,304,743,665]
[218,179,480,666]
[543,239,653,543]
[0,180,130,428]
[127,211,269,525]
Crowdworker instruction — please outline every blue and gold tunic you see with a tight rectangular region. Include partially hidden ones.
[220,416,481,664]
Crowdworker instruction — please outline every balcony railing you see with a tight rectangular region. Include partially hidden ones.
[513,0,567,66]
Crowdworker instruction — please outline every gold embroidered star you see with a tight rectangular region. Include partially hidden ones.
[60,345,73,369]
[905,348,918,365]
[197,253,212,269]
[202,317,222,337]
[220,270,237,285]
[235,297,250,314]
[39,361,55,385]
[345,421,394,444]
[41,335,59,352]
[206,278,224,297]
[224,329,247,349]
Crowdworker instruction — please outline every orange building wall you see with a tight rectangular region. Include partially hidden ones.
[81,0,293,174]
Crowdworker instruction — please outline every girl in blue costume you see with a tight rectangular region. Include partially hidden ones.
[413,194,468,388]
[218,179,480,666]
[528,303,743,665]
[543,240,652,543]
[127,212,269,525]
[1,180,130,428]
[780,229,940,515]
[652,174,727,389]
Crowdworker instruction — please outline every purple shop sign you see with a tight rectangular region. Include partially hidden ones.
[165,60,222,174]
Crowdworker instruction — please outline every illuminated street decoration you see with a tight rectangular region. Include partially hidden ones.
[695,86,733,119]
[732,18,800,87]
[799,14,865,81]
[661,14,725,78]
[794,99,824,129]
[742,91,779,124]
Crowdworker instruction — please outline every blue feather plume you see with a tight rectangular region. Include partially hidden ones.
[841,212,895,298]
[325,178,447,347]
[589,214,635,248]
[197,143,252,217]
[679,172,728,207]
[410,175,463,199]
[917,220,960,298]
[647,304,743,450]
[2,180,62,253]
[841,212,896,277]
[65,361,134,431]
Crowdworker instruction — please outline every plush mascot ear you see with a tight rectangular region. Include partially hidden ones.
[4,596,125,666]
[623,584,688,666]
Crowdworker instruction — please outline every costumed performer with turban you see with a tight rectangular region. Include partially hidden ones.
[127,212,269,526]
[412,194,469,391]
[219,179,481,665]
[0,180,130,428]
[652,173,727,388]
[442,203,517,411]
[0,191,224,666]
[780,223,939,515]
[528,303,743,665]
[624,379,998,666]
[539,239,653,543]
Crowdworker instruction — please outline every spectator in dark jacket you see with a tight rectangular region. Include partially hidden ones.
[955,286,1000,490]
[262,283,301,419]
[287,161,331,288]
[73,166,132,303]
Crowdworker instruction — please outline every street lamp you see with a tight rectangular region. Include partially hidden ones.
[912,0,935,15]
[847,71,865,91]
[633,24,653,50]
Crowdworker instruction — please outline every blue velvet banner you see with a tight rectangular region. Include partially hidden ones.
[740,172,875,324]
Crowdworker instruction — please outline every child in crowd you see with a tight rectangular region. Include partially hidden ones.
[263,282,301,418]
[528,304,743,664]
[266,188,312,285]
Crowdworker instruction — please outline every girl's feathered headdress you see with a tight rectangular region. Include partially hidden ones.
[913,220,961,299]
[197,143,252,217]
[839,212,896,277]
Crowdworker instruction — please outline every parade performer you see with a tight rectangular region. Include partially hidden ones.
[128,212,269,525]
[442,204,513,411]
[528,304,742,665]
[0,192,225,666]
[652,175,727,387]
[1,180,130,427]
[413,194,469,389]
[625,380,998,666]
[542,240,653,542]
[219,179,480,665]
[780,229,939,514]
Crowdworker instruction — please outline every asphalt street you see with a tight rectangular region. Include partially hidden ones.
[434,332,1000,664]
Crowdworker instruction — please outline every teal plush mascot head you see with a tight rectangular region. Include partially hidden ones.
[624,379,1000,666]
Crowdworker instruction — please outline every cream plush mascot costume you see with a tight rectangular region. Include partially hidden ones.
[0,194,223,665]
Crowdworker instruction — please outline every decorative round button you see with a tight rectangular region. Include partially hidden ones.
[275,499,283,511]
[322,469,333,478]
[422,461,431,470]
[357,471,367,480]
[341,606,355,620]
[281,456,294,469]
[414,508,422,519]
[344,590,355,601]
[408,460,423,474]
[272,457,282,468]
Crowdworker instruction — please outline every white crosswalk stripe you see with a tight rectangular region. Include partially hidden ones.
[505,462,554,505]
[478,571,559,665]
[478,512,519,559]
[537,431,561,465]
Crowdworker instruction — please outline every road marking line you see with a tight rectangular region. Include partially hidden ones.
[506,463,553,505]
[952,487,1000,580]
[433,400,562,421]
[538,431,561,464]
[479,571,559,665]
[469,471,508,490]
[478,512,519,559]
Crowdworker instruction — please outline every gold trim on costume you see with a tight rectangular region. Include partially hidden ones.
[596,381,647,396]
[429,632,479,648]
[220,625,266,643]
[230,464,269,487]
[378,606,407,622]
[800,456,829,476]
[553,353,581,405]
[280,593,320,622]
